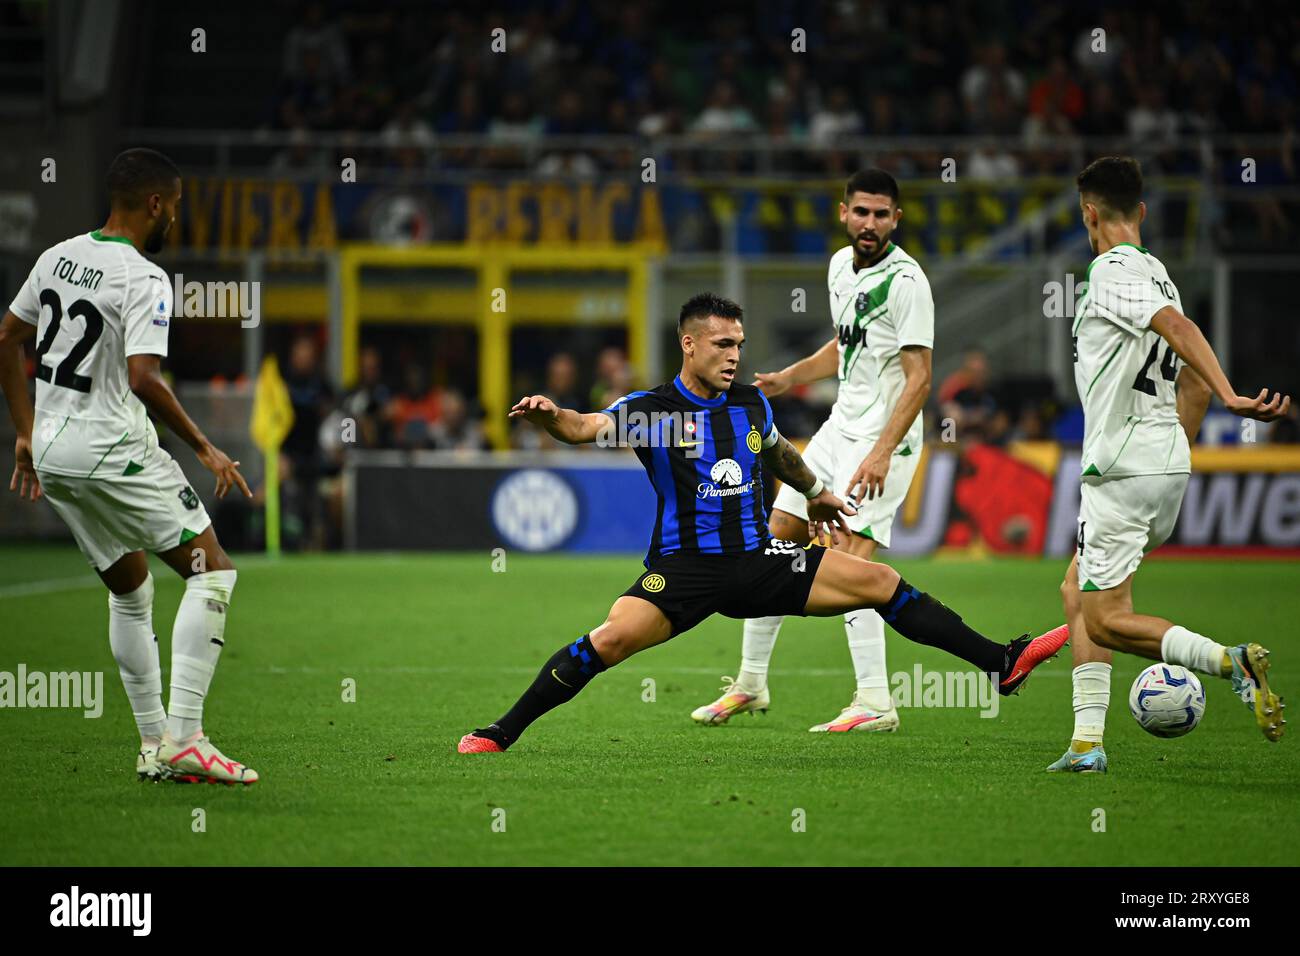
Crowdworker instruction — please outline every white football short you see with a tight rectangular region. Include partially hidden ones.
[772,418,921,548]
[1077,473,1189,591]
[39,447,212,571]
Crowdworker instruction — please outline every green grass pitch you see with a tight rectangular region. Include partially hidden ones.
[1,543,1296,866]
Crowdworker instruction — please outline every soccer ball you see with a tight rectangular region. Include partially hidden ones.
[1128,664,1206,738]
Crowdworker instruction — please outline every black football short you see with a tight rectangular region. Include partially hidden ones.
[621,540,828,636]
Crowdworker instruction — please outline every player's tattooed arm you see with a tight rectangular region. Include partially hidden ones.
[509,395,607,444]
[762,433,819,494]
[762,434,853,543]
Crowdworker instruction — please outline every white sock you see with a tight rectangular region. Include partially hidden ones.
[846,611,892,710]
[1071,662,1110,744]
[1160,625,1226,678]
[167,570,236,741]
[739,616,783,691]
[108,574,166,743]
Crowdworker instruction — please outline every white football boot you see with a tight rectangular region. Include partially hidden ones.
[691,676,770,725]
[136,743,162,781]
[157,732,259,785]
[808,689,900,733]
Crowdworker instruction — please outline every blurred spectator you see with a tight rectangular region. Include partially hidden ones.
[271,124,333,177]
[430,389,489,451]
[808,86,861,147]
[489,90,544,143]
[690,81,759,136]
[545,89,592,137]
[590,346,633,410]
[966,139,1021,181]
[544,352,583,410]
[1028,55,1085,123]
[1128,86,1180,158]
[939,348,999,441]
[380,101,436,171]
[1076,82,1125,138]
[341,346,393,448]
[438,81,488,134]
[388,365,441,448]
[283,1,349,84]
[283,335,334,549]
[277,47,342,129]
[962,42,1026,117]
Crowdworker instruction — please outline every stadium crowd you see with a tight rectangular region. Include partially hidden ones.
[268,0,1297,191]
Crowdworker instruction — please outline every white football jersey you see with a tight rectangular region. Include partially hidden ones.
[826,242,934,446]
[1073,242,1189,480]
[9,231,173,477]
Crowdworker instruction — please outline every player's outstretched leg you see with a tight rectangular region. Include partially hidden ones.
[153,528,258,784]
[459,596,673,753]
[1047,556,1111,773]
[98,551,168,781]
[805,550,1069,697]
[1082,576,1285,743]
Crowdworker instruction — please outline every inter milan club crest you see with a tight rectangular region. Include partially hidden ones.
[855,291,868,316]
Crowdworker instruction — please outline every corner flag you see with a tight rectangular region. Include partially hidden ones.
[249,355,294,555]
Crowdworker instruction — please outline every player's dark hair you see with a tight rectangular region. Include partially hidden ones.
[678,292,743,334]
[1076,156,1143,218]
[106,148,181,210]
[845,168,900,205]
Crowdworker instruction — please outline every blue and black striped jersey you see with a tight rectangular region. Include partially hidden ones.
[600,376,776,566]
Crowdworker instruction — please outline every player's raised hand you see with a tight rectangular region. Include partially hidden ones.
[1225,389,1292,422]
[752,369,793,398]
[197,442,252,499]
[9,435,41,502]
[845,447,890,502]
[509,394,560,425]
[807,489,855,546]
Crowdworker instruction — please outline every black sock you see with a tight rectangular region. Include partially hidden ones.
[483,635,609,748]
[878,579,1005,675]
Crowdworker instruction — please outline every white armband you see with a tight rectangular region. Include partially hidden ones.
[762,424,780,449]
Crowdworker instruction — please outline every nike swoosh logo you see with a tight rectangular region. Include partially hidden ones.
[678,440,701,447]
[551,668,573,688]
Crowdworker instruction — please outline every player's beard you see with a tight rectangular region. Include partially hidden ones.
[144,218,169,253]
[853,230,887,264]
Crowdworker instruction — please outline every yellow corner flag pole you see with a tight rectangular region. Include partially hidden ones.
[249,355,294,557]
